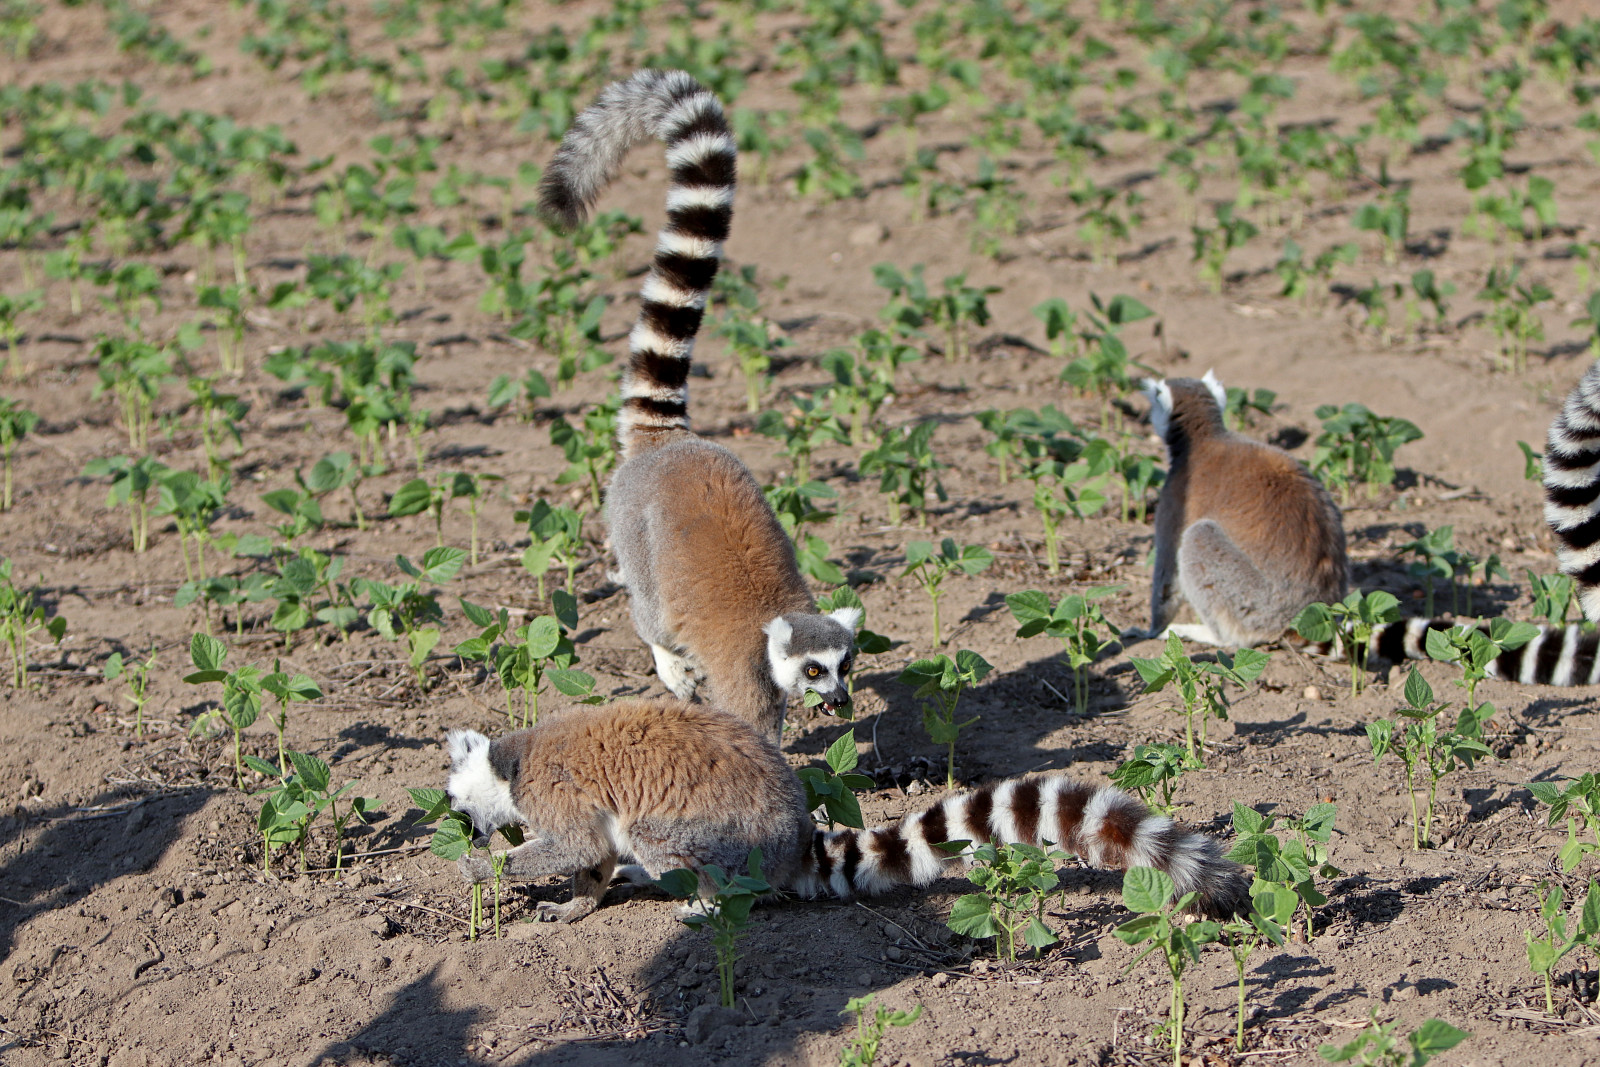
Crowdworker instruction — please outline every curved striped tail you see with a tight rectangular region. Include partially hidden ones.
[796,775,1248,919]
[1313,617,1600,686]
[1545,359,1600,622]
[537,69,736,458]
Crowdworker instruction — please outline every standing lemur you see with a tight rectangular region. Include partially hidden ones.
[446,699,1249,924]
[537,70,856,742]
[1142,370,1600,686]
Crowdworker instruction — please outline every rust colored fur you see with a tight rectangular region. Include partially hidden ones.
[1150,378,1347,645]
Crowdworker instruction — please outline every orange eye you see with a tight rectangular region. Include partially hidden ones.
[806,665,821,678]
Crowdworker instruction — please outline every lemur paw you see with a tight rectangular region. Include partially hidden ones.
[457,853,492,885]
[536,899,596,924]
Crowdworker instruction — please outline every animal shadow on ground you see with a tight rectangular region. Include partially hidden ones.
[310,963,481,1066]
[0,786,210,960]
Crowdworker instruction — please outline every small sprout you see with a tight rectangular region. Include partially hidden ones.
[1115,867,1220,1067]
[1317,1009,1470,1067]
[797,729,875,829]
[946,841,1070,961]
[1226,802,1341,939]
[1292,590,1401,699]
[838,995,922,1067]
[1006,585,1122,715]
[899,649,991,789]
[1130,634,1268,766]
[902,538,993,647]
[0,557,65,689]
[104,647,157,736]
[657,849,771,1008]
[1311,403,1423,503]
[1368,669,1494,850]
[1110,743,1190,815]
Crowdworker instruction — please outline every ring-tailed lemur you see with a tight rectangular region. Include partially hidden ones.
[445,699,1250,924]
[537,70,856,741]
[1140,370,1600,685]
[1135,371,1349,647]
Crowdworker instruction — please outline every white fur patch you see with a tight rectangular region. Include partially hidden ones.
[665,183,735,214]
[622,376,687,404]
[763,617,800,691]
[1551,626,1578,686]
[628,319,693,359]
[827,606,862,633]
[990,780,1023,845]
[1143,378,1173,439]
[1518,630,1546,684]
[654,229,721,260]
[444,730,521,837]
[1201,368,1226,409]
[664,130,737,172]
[640,273,706,309]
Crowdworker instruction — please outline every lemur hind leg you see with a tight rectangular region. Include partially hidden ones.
[1176,520,1291,647]
[537,857,619,924]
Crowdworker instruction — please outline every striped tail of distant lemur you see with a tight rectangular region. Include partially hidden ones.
[537,71,859,743]
[1307,618,1600,687]
[803,772,1247,917]
[538,67,734,458]
[447,701,1248,924]
[1545,358,1600,625]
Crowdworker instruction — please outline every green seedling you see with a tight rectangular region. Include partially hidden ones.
[821,329,920,447]
[486,367,552,422]
[307,253,401,343]
[448,471,501,566]
[798,729,875,829]
[1526,570,1574,626]
[1312,403,1423,503]
[1007,586,1122,715]
[262,484,323,548]
[1575,292,1600,359]
[1224,386,1276,430]
[859,421,945,527]
[518,499,584,599]
[1478,263,1551,375]
[409,787,523,940]
[1275,240,1357,307]
[1031,298,1080,360]
[657,849,772,1008]
[245,750,374,876]
[261,659,322,775]
[838,995,922,1067]
[92,336,172,452]
[902,538,993,647]
[82,454,166,554]
[156,470,230,585]
[103,647,156,736]
[0,289,42,380]
[355,548,463,690]
[304,451,366,530]
[1368,670,1494,850]
[0,397,38,510]
[1110,743,1190,815]
[0,557,64,689]
[1063,293,1156,430]
[1220,885,1295,1050]
[947,840,1070,961]
[1115,867,1220,1067]
[1424,618,1538,716]
[186,377,249,483]
[1130,633,1269,766]
[184,632,263,789]
[1292,589,1402,697]
[1192,201,1258,293]
[1318,1010,1470,1067]
[1352,186,1411,265]
[717,312,792,414]
[765,477,843,584]
[756,392,848,486]
[388,474,450,546]
[1227,802,1342,939]
[550,400,618,512]
[900,650,992,789]
[456,592,596,727]
[1411,270,1455,331]
[1524,880,1600,1015]
[1526,772,1600,873]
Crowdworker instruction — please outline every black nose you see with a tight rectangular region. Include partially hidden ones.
[818,691,851,714]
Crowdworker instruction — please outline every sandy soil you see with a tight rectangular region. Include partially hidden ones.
[5,2,1600,1065]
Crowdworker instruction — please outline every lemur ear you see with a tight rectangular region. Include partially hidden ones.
[446,729,488,768]
[762,616,793,650]
[827,606,862,634]
[1201,368,1227,410]
[1144,378,1173,437]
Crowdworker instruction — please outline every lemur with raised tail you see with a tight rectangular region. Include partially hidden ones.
[537,70,855,742]
[1138,371,1349,647]
[444,700,1250,924]
[1140,370,1600,686]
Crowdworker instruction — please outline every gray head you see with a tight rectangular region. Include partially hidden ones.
[445,729,521,841]
[763,608,860,715]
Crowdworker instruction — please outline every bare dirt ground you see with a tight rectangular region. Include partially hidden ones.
[5,2,1600,1065]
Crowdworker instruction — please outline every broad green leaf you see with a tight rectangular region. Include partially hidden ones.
[1121,865,1174,913]
[190,632,227,673]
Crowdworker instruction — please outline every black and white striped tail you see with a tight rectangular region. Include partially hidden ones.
[1314,617,1600,686]
[537,69,735,458]
[1546,359,1600,622]
[795,775,1248,919]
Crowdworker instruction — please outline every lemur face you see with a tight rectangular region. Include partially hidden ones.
[763,608,860,715]
[445,729,521,841]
